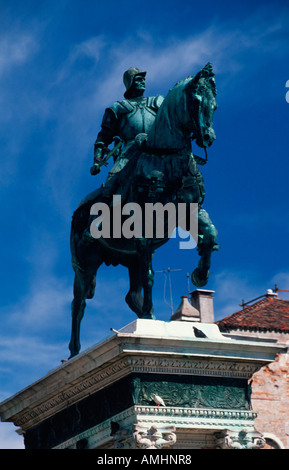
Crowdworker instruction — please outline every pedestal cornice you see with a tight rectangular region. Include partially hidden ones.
[53,405,258,449]
[0,320,285,433]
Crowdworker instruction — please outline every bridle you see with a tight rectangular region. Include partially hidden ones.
[190,98,209,165]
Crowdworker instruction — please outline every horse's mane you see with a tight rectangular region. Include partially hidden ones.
[147,64,216,150]
[146,75,194,149]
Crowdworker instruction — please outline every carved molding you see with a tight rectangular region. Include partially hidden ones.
[54,407,136,449]
[215,429,266,449]
[127,356,260,379]
[134,405,257,429]
[133,424,177,449]
[112,428,133,449]
[54,405,259,449]
[14,355,259,430]
[14,358,132,428]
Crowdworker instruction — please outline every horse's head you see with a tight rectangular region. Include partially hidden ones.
[188,63,217,148]
[146,63,217,151]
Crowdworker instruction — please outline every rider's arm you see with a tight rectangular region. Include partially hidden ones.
[94,107,118,160]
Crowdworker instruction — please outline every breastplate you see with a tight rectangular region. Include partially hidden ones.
[117,98,157,142]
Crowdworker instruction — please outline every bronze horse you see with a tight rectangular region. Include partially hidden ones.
[68,63,219,358]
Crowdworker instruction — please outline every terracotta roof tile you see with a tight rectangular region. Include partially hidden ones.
[216,296,289,332]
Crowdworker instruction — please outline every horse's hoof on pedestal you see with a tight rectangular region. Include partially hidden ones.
[191,268,209,287]
[68,344,80,360]
[139,312,156,320]
[68,352,78,360]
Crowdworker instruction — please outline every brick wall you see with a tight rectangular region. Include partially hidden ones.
[250,352,289,448]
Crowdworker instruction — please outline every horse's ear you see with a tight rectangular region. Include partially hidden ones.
[188,63,216,95]
[190,70,202,86]
[191,63,214,86]
[202,62,214,77]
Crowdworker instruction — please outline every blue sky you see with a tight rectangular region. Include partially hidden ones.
[0,0,289,448]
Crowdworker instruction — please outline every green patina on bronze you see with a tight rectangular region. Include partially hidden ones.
[131,374,251,410]
[24,374,250,449]
[68,64,219,358]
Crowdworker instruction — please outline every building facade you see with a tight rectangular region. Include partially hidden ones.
[0,289,287,450]
[217,289,289,449]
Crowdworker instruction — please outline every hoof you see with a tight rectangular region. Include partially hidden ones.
[191,268,209,287]
[140,313,156,320]
[139,306,156,320]
[68,343,80,359]
[68,351,78,360]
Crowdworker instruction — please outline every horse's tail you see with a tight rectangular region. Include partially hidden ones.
[70,204,98,300]
[70,203,90,271]
[70,187,102,260]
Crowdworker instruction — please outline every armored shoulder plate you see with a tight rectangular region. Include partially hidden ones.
[109,100,134,118]
[110,96,164,117]
[151,94,164,110]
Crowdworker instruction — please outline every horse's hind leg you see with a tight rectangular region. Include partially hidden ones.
[137,239,155,319]
[125,257,144,317]
[68,268,96,359]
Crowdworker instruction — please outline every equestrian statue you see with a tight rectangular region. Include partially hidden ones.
[68,63,219,358]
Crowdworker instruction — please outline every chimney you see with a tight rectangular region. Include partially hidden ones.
[170,295,200,322]
[190,289,215,323]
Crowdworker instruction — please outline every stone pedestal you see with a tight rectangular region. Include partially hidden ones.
[0,319,285,449]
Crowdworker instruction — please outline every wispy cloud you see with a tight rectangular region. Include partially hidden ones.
[211,270,261,319]
[40,17,284,214]
[0,242,131,369]
[271,272,289,298]
[0,423,24,449]
[211,268,289,321]
[1,1,289,450]
[55,36,107,84]
[6,277,72,331]
[0,30,38,77]
[1,7,287,209]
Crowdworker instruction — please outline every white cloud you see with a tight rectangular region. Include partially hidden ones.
[55,36,106,84]
[0,333,66,366]
[211,267,289,321]
[1,9,285,212]
[0,31,38,77]
[270,272,289,300]
[212,270,261,319]
[7,278,72,330]
[4,232,73,331]
[0,423,24,449]
[37,27,242,215]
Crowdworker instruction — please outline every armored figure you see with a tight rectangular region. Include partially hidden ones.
[91,67,164,197]
[83,67,164,243]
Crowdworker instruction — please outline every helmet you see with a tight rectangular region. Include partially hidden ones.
[123,67,146,98]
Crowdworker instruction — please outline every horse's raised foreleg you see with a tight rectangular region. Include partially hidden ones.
[68,268,97,359]
[191,208,219,287]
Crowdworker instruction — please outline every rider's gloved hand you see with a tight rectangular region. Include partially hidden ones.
[90,163,101,175]
[90,142,105,175]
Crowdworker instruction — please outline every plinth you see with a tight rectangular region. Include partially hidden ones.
[0,319,285,449]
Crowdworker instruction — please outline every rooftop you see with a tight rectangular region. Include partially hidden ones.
[217,290,289,333]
